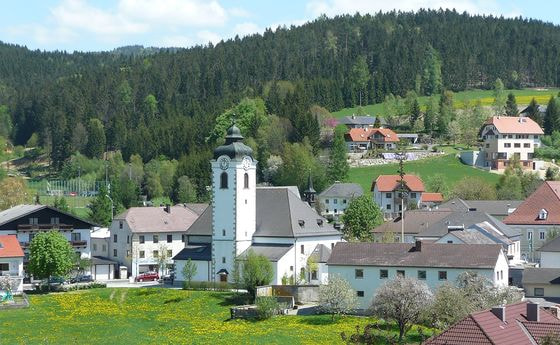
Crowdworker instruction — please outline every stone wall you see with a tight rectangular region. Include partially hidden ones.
[256,285,320,304]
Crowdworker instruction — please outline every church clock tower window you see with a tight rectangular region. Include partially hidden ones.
[244,173,249,189]
[220,172,228,189]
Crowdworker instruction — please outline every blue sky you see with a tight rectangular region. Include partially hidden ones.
[1,0,559,52]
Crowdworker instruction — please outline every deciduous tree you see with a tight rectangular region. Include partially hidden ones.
[0,177,29,211]
[319,275,358,321]
[181,259,197,289]
[28,231,74,288]
[241,250,274,299]
[341,195,383,241]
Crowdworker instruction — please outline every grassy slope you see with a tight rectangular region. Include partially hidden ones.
[349,154,501,195]
[0,288,431,344]
[333,88,560,118]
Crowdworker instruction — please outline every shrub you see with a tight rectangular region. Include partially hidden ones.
[256,296,280,320]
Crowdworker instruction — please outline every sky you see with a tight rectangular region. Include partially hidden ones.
[1,0,559,52]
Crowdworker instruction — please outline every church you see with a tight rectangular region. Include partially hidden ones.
[173,124,342,284]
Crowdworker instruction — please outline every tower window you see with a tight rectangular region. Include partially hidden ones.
[244,173,249,189]
[220,172,228,189]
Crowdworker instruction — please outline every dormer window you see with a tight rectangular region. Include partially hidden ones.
[538,209,548,220]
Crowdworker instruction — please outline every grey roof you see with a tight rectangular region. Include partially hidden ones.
[328,242,502,269]
[114,206,200,233]
[0,204,98,227]
[448,229,497,244]
[310,244,332,263]
[185,187,340,239]
[91,256,118,265]
[318,183,363,199]
[522,268,560,285]
[417,210,519,239]
[339,115,380,126]
[172,244,212,261]
[440,198,523,217]
[468,222,514,246]
[520,105,547,114]
[238,244,293,262]
[213,124,253,159]
[537,236,560,252]
[372,210,453,235]
[184,203,208,216]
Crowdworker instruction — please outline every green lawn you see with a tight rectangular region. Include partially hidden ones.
[349,153,501,194]
[0,288,431,345]
[333,88,560,118]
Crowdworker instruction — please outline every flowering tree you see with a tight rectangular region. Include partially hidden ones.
[371,277,433,342]
[319,275,358,321]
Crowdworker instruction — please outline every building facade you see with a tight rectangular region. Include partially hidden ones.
[0,235,24,292]
[318,182,363,219]
[372,175,426,219]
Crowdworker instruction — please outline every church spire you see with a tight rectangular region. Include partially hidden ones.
[303,172,316,206]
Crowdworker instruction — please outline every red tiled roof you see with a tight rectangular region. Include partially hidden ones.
[371,128,400,142]
[0,235,24,258]
[372,174,425,192]
[424,302,560,345]
[345,128,373,142]
[421,193,444,203]
[483,116,544,134]
[503,181,560,225]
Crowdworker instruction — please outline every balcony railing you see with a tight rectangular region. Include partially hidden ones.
[17,224,74,231]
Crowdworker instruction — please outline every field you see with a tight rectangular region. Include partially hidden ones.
[348,153,501,194]
[0,288,431,345]
[333,88,560,118]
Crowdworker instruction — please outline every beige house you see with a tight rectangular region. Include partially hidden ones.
[522,268,560,298]
[479,116,543,170]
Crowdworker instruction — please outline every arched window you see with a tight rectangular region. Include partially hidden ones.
[244,173,249,189]
[220,172,228,189]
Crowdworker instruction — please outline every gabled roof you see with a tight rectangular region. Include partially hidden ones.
[370,128,399,142]
[0,204,98,227]
[482,116,544,135]
[238,244,293,262]
[424,302,560,345]
[184,203,208,216]
[339,115,383,126]
[504,181,560,225]
[310,244,332,263]
[345,128,373,142]
[372,174,425,192]
[115,206,201,233]
[446,229,497,245]
[522,268,560,285]
[185,187,341,239]
[0,235,24,258]
[172,244,211,261]
[538,235,560,252]
[441,198,523,217]
[318,183,363,199]
[327,242,502,269]
[372,210,453,235]
[421,193,443,203]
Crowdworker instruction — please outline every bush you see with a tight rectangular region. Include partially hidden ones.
[256,296,280,320]
[182,280,234,291]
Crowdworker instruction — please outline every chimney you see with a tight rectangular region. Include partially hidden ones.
[492,306,506,322]
[164,204,171,214]
[527,302,540,322]
[415,240,422,252]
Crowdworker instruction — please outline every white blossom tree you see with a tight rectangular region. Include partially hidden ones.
[319,275,358,321]
[371,277,433,342]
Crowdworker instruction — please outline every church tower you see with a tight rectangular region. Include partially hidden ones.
[211,124,257,282]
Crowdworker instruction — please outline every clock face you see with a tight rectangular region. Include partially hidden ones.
[219,156,230,170]
[242,156,252,170]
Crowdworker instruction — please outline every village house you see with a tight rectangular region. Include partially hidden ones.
[371,174,437,219]
[522,268,560,299]
[173,125,342,285]
[424,301,560,345]
[327,242,509,309]
[538,236,560,268]
[440,198,522,220]
[345,127,400,152]
[0,204,97,279]
[317,182,363,219]
[109,205,203,278]
[89,227,118,280]
[479,115,544,170]
[503,181,560,262]
[339,114,385,129]
[0,235,24,293]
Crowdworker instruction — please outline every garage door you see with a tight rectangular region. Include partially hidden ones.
[95,265,111,280]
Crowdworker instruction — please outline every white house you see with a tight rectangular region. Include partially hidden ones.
[479,116,543,170]
[372,175,430,219]
[173,125,342,285]
[522,268,560,299]
[318,182,363,219]
[537,236,560,268]
[109,205,202,278]
[0,204,97,278]
[89,228,118,280]
[504,181,560,262]
[0,235,25,293]
[328,241,509,309]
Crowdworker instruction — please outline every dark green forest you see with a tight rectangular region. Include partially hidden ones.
[2,9,560,168]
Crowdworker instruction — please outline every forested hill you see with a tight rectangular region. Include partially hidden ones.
[2,9,560,166]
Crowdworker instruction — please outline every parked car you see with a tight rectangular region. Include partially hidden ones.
[48,276,68,285]
[70,275,94,283]
[162,271,175,282]
[135,272,159,282]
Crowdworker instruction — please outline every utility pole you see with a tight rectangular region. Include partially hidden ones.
[397,150,407,243]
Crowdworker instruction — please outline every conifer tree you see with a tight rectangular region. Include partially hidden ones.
[327,126,349,182]
[505,93,518,116]
[544,97,559,135]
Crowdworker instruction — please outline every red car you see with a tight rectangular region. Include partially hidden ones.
[135,271,159,282]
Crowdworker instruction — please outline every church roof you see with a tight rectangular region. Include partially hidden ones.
[213,124,253,159]
[185,187,341,239]
[238,244,293,262]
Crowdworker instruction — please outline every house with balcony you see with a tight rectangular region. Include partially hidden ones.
[345,128,400,152]
[371,174,433,219]
[0,235,24,293]
[0,204,97,279]
[479,116,544,170]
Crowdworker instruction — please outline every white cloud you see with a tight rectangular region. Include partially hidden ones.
[160,35,194,47]
[306,0,512,18]
[230,7,251,18]
[197,30,222,45]
[234,22,260,37]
